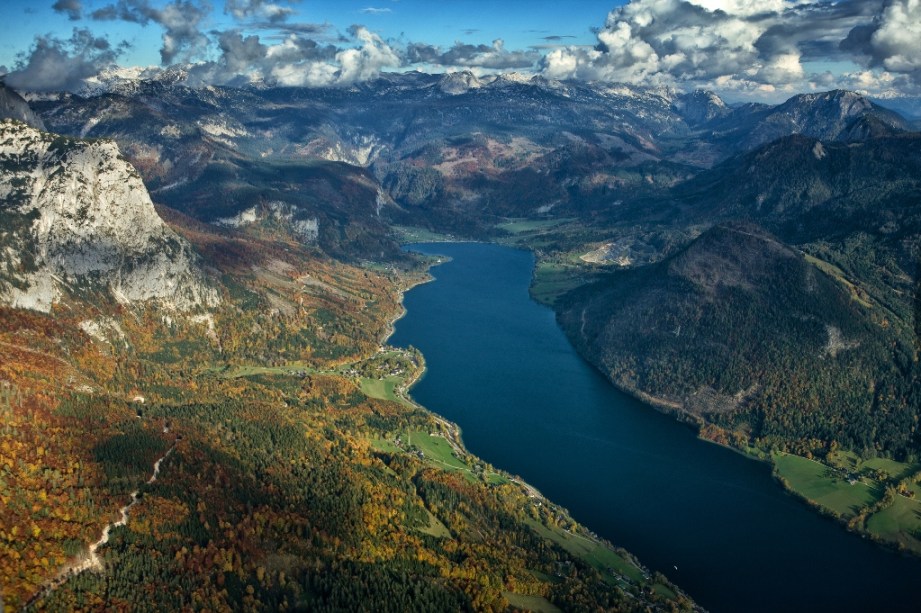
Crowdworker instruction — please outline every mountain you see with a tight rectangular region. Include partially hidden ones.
[0,92,697,612]
[673,133,921,235]
[873,96,921,121]
[705,90,911,151]
[672,89,732,126]
[557,222,918,455]
[666,134,921,327]
[437,70,484,95]
[0,119,217,312]
[570,132,921,454]
[27,80,911,239]
[0,83,45,130]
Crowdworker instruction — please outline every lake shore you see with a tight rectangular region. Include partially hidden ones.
[389,240,921,613]
[381,245,689,601]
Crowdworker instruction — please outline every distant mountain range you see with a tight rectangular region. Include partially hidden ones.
[24,75,913,245]
[0,84,45,131]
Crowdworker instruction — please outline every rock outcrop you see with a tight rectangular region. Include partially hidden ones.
[0,119,217,312]
[0,83,45,130]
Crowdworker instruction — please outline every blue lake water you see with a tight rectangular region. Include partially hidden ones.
[389,242,921,613]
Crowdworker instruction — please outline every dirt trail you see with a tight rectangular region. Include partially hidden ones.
[23,442,175,610]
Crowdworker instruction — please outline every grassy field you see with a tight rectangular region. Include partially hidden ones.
[502,592,562,613]
[530,261,589,306]
[370,438,401,454]
[908,480,921,498]
[524,519,645,584]
[416,507,452,538]
[860,458,918,481]
[866,496,921,552]
[407,430,471,472]
[827,450,918,481]
[392,225,457,243]
[773,453,882,518]
[496,218,574,235]
[380,430,511,485]
[359,377,405,404]
[804,255,873,308]
[485,471,510,486]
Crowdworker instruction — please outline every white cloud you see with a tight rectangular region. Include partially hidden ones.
[539,0,921,98]
[406,39,539,70]
[186,25,398,87]
[335,26,400,83]
[872,0,921,74]
[92,0,210,64]
[225,0,296,23]
[4,28,121,92]
[52,0,83,21]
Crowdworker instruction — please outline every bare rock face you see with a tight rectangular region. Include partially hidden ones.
[0,84,46,131]
[0,119,218,312]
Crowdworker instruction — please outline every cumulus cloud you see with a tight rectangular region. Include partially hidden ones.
[360,7,391,14]
[266,22,331,36]
[331,25,400,83]
[52,0,83,21]
[223,30,335,83]
[4,28,121,92]
[186,25,397,87]
[225,0,296,24]
[92,0,210,64]
[539,0,921,98]
[407,39,539,70]
[843,0,921,79]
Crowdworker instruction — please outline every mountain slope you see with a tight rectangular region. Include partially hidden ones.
[0,119,217,311]
[0,83,45,130]
[706,90,911,151]
[674,133,921,239]
[558,222,918,456]
[0,117,696,612]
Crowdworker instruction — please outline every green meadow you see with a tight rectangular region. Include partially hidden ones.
[773,453,881,518]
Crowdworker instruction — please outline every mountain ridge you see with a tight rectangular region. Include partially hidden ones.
[558,221,918,453]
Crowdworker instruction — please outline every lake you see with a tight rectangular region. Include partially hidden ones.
[389,242,921,613]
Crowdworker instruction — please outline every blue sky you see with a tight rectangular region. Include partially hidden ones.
[0,0,615,68]
[1,0,920,101]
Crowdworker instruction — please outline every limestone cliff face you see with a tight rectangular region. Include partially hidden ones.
[0,119,218,312]
[0,84,45,131]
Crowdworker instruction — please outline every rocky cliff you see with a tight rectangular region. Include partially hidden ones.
[0,119,217,312]
[0,84,45,130]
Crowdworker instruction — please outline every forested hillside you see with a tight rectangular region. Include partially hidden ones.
[559,222,919,458]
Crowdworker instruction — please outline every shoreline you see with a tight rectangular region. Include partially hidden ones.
[542,269,921,563]
[375,245,685,597]
[395,239,921,565]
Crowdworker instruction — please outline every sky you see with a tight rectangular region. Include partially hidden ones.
[0,0,920,102]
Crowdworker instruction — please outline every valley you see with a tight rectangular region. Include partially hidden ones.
[0,68,919,611]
